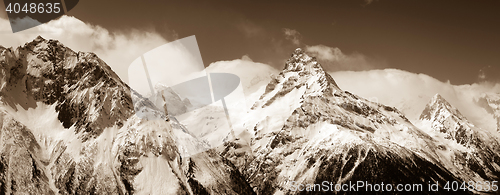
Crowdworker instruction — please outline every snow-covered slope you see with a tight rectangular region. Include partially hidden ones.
[419,94,500,182]
[221,48,474,194]
[0,37,254,194]
[420,94,478,146]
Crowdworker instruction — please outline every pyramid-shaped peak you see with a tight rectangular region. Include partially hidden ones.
[432,94,446,102]
[34,35,46,42]
[284,48,322,72]
[281,48,341,91]
[420,94,466,121]
[428,94,450,107]
[252,48,345,109]
[429,94,459,112]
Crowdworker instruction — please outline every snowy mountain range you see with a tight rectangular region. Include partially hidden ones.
[220,49,498,194]
[0,37,253,194]
[0,37,498,194]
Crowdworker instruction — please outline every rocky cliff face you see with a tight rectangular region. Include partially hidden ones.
[0,37,254,195]
[0,112,55,195]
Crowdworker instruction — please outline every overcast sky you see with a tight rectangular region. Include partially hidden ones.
[1,0,499,84]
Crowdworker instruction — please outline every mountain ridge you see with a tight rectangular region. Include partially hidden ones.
[222,48,475,194]
[1,37,498,194]
[0,36,255,194]
[0,35,136,141]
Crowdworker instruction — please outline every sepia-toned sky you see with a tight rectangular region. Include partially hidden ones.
[2,0,499,84]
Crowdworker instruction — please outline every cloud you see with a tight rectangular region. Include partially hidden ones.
[237,20,265,38]
[0,16,169,84]
[363,0,377,6]
[330,69,500,132]
[128,35,207,98]
[207,58,278,93]
[241,54,253,62]
[306,44,387,71]
[206,58,279,108]
[478,65,500,84]
[283,28,302,46]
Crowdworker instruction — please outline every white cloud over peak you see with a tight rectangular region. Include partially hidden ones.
[0,16,169,84]
[206,56,498,133]
[330,69,499,132]
[283,28,302,46]
[306,44,387,71]
[237,20,265,38]
[207,58,278,93]
[478,65,500,84]
[206,58,279,109]
[241,54,253,62]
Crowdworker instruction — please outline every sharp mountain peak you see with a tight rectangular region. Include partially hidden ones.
[282,47,341,90]
[420,93,466,121]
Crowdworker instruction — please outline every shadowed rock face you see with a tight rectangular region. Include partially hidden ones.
[0,37,255,195]
[0,112,54,195]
